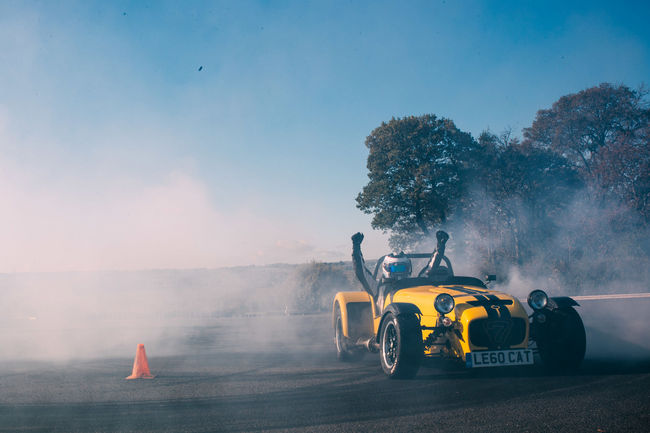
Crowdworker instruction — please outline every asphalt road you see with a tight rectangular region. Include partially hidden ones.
[1,301,649,433]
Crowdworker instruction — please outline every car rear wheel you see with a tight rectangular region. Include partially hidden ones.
[379,312,422,379]
[335,305,364,362]
[536,306,586,371]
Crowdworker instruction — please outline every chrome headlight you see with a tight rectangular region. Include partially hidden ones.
[527,290,548,310]
[434,293,455,315]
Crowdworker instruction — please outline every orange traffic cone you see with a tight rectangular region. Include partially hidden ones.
[125,343,155,379]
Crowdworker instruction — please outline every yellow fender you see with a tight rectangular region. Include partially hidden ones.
[332,291,373,338]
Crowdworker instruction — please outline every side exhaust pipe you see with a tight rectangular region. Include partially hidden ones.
[356,337,379,353]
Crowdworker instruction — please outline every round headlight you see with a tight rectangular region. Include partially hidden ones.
[434,293,455,315]
[527,290,548,310]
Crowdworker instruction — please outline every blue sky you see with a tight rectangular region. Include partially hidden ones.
[0,0,648,272]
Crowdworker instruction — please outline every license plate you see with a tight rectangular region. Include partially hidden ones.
[466,349,534,368]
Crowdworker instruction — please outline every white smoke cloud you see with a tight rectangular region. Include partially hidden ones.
[0,150,346,272]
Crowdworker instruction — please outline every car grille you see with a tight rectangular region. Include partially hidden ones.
[469,318,527,349]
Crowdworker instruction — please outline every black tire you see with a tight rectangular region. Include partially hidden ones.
[379,312,423,379]
[334,305,364,362]
[537,307,586,371]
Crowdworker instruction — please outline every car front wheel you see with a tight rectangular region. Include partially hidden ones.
[379,312,422,379]
[535,306,586,371]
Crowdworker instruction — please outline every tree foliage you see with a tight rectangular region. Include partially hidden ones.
[597,126,650,222]
[523,83,650,221]
[356,115,477,249]
[356,83,650,291]
[467,131,581,269]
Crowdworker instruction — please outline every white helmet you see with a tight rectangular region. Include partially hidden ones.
[381,252,412,280]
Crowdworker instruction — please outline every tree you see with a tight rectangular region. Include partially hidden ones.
[466,130,581,270]
[356,115,478,249]
[522,83,649,188]
[521,83,650,288]
[595,126,650,223]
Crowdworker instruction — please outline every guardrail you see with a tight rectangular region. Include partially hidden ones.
[572,293,650,301]
[518,292,650,303]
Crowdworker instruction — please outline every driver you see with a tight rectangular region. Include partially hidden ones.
[351,232,412,312]
[351,230,451,311]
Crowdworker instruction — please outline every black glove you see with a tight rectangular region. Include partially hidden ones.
[351,232,364,245]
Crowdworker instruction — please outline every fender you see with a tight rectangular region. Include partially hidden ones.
[530,297,580,341]
[549,296,580,309]
[332,291,372,338]
[375,302,422,342]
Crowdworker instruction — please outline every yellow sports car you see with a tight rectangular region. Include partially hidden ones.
[333,231,586,378]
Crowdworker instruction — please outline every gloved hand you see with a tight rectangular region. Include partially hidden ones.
[351,232,364,245]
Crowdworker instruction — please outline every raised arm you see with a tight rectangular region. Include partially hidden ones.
[421,230,450,277]
[351,232,379,297]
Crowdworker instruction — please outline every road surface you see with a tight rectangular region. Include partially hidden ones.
[0,300,648,432]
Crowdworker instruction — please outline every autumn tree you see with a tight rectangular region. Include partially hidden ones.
[522,83,649,197]
[354,84,648,289]
[596,125,650,223]
[521,83,650,287]
[356,115,478,249]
